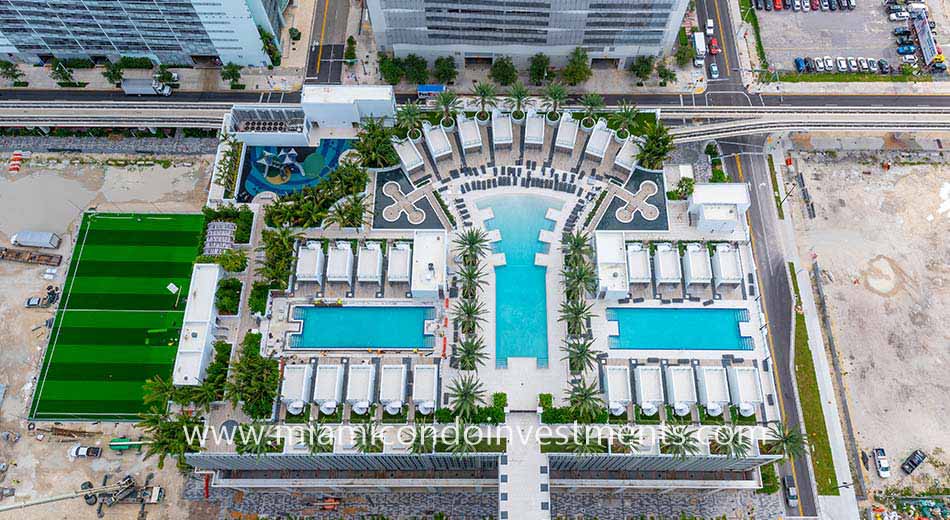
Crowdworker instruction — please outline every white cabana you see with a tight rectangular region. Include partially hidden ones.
[728,366,764,418]
[626,243,651,284]
[491,109,512,149]
[412,364,438,415]
[584,119,611,161]
[326,241,354,284]
[357,241,383,284]
[387,242,412,283]
[613,136,640,173]
[697,366,730,417]
[595,231,628,300]
[635,365,665,417]
[683,243,712,286]
[281,364,314,416]
[555,115,579,152]
[422,121,452,160]
[524,111,545,148]
[664,365,698,417]
[313,364,344,415]
[653,243,682,285]
[295,241,325,284]
[712,243,743,288]
[605,365,632,416]
[379,364,407,415]
[688,183,751,234]
[346,364,376,415]
[392,136,424,173]
[457,113,482,152]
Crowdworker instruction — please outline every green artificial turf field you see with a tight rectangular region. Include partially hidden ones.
[29,212,205,421]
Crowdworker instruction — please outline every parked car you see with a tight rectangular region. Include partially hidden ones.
[896,35,915,45]
[811,0,821,9]
[709,38,721,54]
[794,0,802,9]
[706,18,715,36]
[755,0,765,8]
[836,56,848,71]
[886,4,904,13]
[879,58,892,73]
[894,27,912,36]
[709,62,720,79]
[902,450,927,474]
[868,58,879,72]
[802,0,811,10]
[815,57,826,71]
[766,0,773,10]
[874,448,891,478]
[784,476,800,508]
[858,57,869,71]
[824,55,835,70]
[820,0,829,9]
[890,11,910,21]
[897,45,917,55]
[775,0,784,9]
[783,0,792,8]
[847,0,856,9]
[69,445,102,458]
[933,62,948,72]
[795,57,807,73]
[901,54,918,64]
[847,56,859,71]
[805,57,817,72]
[25,297,42,308]
[829,0,838,10]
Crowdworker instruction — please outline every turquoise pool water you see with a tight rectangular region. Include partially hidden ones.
[606,307,753,350]
[478,195,562,367]
[237,140,353,202]
[289,306,434,349]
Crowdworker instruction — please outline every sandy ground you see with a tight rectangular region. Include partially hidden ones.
[0,153,212,518]
[790,152,950,496]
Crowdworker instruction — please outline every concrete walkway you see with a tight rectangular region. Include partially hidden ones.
[499,412,550,520]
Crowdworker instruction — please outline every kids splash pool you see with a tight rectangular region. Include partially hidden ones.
[289,305,435,349]
[606,307,754,350]
[237,139,353,201]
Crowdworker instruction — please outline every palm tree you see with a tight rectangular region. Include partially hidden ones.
[456,336,488,371]
[142,375,176,408]
[402,424,435,454]
[507,81,530,119]
[714,426,752,458]
[637,120,675,171]
[559,299,594,337]
[189,382,219,413]
[396,100,425,140]
[353,117,397,168]
[569,428,605,455]
[616,425,643,453]
[453,228,490,266]
[560,338,599,374]
[579,93,604,128]
[764,422,808,460]
[609,101,640,140]
[562,262,598,302]
[448,373,486,421]
[452,298,486,335]
[560,230,593,267]
[138,408,202,470]
[457,264,487,300]
[325,193,369,229]
[435,90,461,126]
[661,425,701,459]
[236,422,277,456]
[472,82,499,120]
[567,379,604,423]
[354,422,383,453]
[541,82,568,121]
[444,421,479,456]
[303,421,333,453]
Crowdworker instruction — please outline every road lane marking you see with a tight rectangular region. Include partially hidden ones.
[713,0,731,75]
[315,0,330,75]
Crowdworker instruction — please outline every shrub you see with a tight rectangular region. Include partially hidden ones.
[62,58,95,69]
[402,54,429,84]
[529,53,550,85]
[630,56,655,81]
[204,341,232,400]
[562,47,592,85]
[289,27,302,41]
[248,281,275,315]
[258,26,281,66]
[344,35,357,61]
[215,278,243,315]
[117,56,154,69]
[538,393,553,409]
[227,332,279,419]
[379,53,403,85]
[757,463,780,494]
[675,43,696,68]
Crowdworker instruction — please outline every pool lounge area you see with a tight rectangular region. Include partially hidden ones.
[288,305,435,349]
[606,307,754,351]
[237,139,353,202]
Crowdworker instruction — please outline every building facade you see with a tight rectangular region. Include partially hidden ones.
[366,0,689,69]
[0,0,286,66]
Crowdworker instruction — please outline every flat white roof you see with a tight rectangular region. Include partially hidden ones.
[173,263,222,386]
[713,243,742,284]
[388,242,411,283]
[614,137,640,172]
[595,231,628,294]
[326,241,354,282]
[423,122,452,159]
[684,243,712,284]
[457,115,482,150]
[699,203,740,223]
[313,364,344,403]
[665,366,697,404]
[653,243,682,284]
[281,364,314,403]
[730,366,763,405]
[606,365,632,404]
[635,366,664,405]
[524,113,545,145]
[184,263,220,323]
[302,84,394,104]
[296,241,325,282]
[379,365,407,403]
[411,231,446,296]
[698,366,730,405]
[393,138,424,172]
[492,112,512,145]
[555,116,578,151]
[412,364,438,403]
[346,364,375,403]
[357,242,383,283]
[585,120,611,159]
[626,243,651,283]
[690,183,751,208]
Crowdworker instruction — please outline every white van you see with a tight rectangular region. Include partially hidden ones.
[693,32,707,67]
[706,19,715,36]
[906,2,928,13]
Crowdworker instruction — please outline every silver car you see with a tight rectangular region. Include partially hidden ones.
[836,56,848,72]
[815,57,826,72]
[847,56,859,72]
[858,57,869,71]
[868,58,879,73]
[824,56,834,70]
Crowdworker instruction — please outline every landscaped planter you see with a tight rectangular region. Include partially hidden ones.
[441,117,456,133]
[476,112,490,126]
[545,111,561,127]
[512,110,525,125]
[408,127,422,144]
[614,129,630,145]
[338,148,361,165]
[580,117,595,133]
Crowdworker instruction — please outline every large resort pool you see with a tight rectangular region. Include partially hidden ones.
[479,195,561,368]
[606,307,754,350]
[289,305,435,349]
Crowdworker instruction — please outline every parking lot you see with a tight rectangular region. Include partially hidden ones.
[755,0,946,73]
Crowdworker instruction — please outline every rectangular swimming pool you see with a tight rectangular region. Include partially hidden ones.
[289,306,434,349]
[606,307,753,350]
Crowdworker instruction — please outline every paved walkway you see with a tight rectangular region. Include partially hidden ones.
[499,412,549,520]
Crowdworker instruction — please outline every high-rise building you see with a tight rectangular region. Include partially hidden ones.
[0,0,287,66]
[366,0,690,70]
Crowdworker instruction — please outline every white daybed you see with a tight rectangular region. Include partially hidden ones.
[295,241,325,284]
[281,364,314,416]
[728,366,763,418]
[555,114,579,152]
[683,243,712,286]
[492,109,512,149]
[524,111,545,148]
[697,366,730,417]
[379,364,407,415]
[626,243,652,284]
[665,365,697,417]
[584,119,611,161]
[712,243,743,288]
[313,364,344,415]
[412,364,438,415]
[653,243,682,285]
[357,242,383,284]
[635,365,665,417]
[457,113,482,152]
[422,121,452,160]
[605,365,632,416]
[387,242,411,283]
[326,241,354,284]
[392,136,424,173]
[346,364,376,415]
[613,136,640,173]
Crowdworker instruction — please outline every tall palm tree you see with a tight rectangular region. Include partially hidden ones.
[456,335,488,371]
[325,193,369,229]
[354,422,383,453]
[453,298,486,335]
[472,82,499,119]
[353,117,397,168]
[579,93,604,127]
[444,421,479,456]
[402,424,435,454]
[142,375,176,408]
[560,230,593,267]
[541,82,568,119]
[435,90,461,126]
[764,422,808,460]
[448,373,486,421]
[507,81,530,117]
[567,379,604,423]
[661,425,701,460]
[453,228,490,266]
[138,408,203,470]
[637,120,675,170]
[562,262,598,302]
[396,100,425,140]
[457,264,487,300]
[609,101,640,140]
[569,428,605,455]
[714,426,752,458]
[303,421,333,454]
[616,425,643,453]
[189,382,219,413]
[558,299,594,337]
[560,338,599,374]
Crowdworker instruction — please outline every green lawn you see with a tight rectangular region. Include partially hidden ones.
[778,72,932,83]
[29,212,204,421]
[767,155,784,220]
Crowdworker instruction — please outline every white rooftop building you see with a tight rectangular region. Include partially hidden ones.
[626,243,652,284]
[346,364,376,416]
[492,109,513,149]
[423,121,452,161]
[392,137,424,173]
[605,365,632,416]
[412,364,438,415]
[697,366,730,417]
[728,366,764,418]
[683,243,712,286]
[387,242,412,283]
[313,364,345,415]
[281,364,314,416]
[524,111,545,148]
[688,184,751,234]
[295,241,325,284]
[664,365,697,417]
[555,115,579,152]
[411,231,447,299]
[357,242,383,284]
[301,85,396,128]
[457,113,482,152]
[635,365,665,417]
[653,243,682,285]
[379,364,407,415]
[326,241,354,284]
[712,243,743,288]
[613,136,640,173]
[595,231,629,300]
[172,263,224,386]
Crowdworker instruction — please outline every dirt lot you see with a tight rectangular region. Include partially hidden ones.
[0,153,212,518]
[790,149,949,495]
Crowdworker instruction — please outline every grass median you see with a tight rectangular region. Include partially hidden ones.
[767,155,784,220]
[779,71,932,83]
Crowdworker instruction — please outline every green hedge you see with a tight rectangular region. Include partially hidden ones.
[61,58,94,69]
[767,155,784,219]
[215,278,243,315]
[118,56,155,69]
[539,393,608,424]
[757,463,780,494]
[249,281,276,315]
[434,393,506,424]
